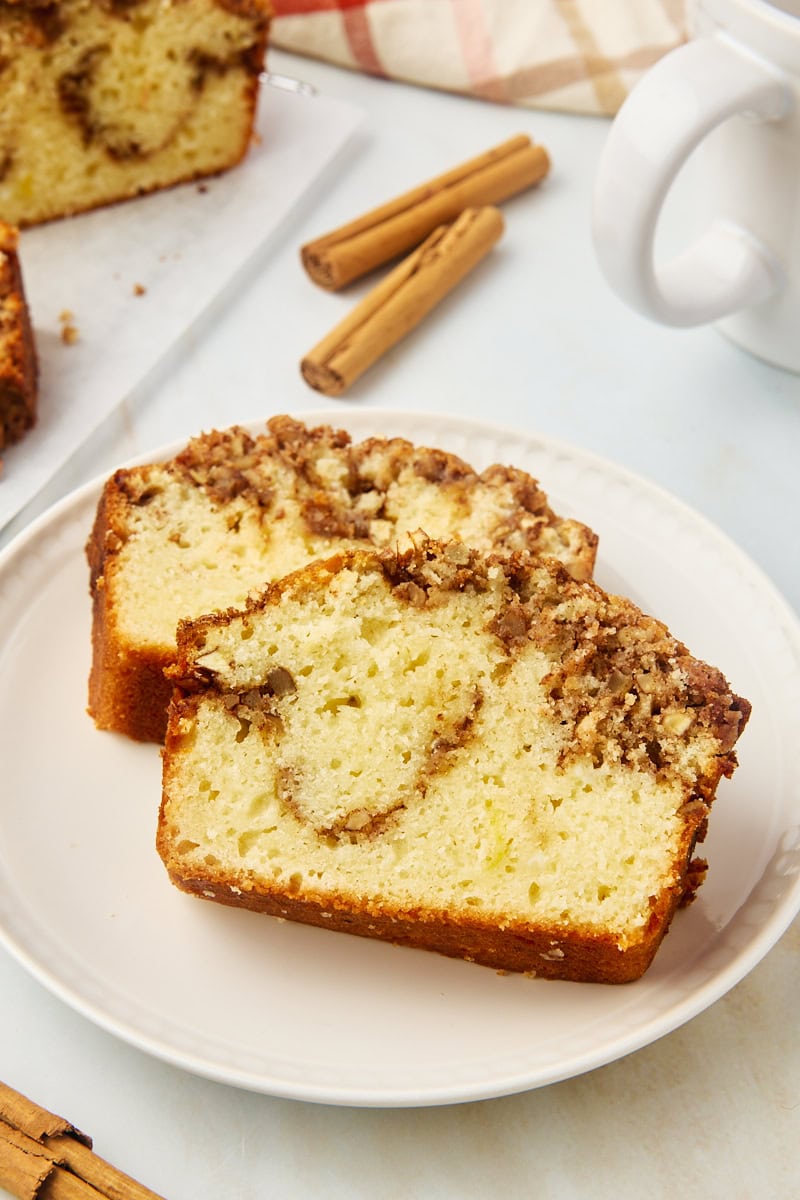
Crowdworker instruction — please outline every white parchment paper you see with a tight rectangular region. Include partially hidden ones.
[0,83,362,531]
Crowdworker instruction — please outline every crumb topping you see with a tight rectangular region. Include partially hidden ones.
[162,415,595,569]
[375,538,750,786]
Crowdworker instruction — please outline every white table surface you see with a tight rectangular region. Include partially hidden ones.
[1,48,799,1200]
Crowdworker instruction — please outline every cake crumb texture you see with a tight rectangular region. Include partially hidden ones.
[86,415,598,742]
[157,537,750,983]
[0,0,272,227]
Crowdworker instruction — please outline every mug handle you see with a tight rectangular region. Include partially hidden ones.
[592,34,793,326]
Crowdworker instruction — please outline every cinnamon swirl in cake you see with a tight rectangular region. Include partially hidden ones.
[0,0,271,227]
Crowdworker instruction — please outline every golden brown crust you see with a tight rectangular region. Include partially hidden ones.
[88,601,174,741]
[157,737,707,986]
[160,865,683,984]
[0,220,38,452]
[85,468,175,739]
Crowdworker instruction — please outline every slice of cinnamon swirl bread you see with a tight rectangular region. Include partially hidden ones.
[86,416,598,743]
[157,537,749,984]
[0,0,271,228]
[0,221,38,455]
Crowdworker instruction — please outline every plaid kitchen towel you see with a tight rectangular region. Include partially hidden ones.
[269,0,688,115]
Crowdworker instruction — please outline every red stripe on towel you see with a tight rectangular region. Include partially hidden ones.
[338,0,388,77]
[450,0,510,103]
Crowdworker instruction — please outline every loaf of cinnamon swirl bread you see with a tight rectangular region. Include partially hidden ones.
[0,0,271,227]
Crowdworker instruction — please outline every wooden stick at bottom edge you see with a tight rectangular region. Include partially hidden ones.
[0,1081,166,1200]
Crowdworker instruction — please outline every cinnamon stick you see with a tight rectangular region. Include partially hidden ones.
[301,206,504,397]
[0,1082,166,1200]
[301,134,547,290]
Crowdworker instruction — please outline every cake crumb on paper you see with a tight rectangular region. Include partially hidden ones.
[58,310,79,344]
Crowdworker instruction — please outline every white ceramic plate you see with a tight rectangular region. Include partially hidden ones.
[1,409,798,1108]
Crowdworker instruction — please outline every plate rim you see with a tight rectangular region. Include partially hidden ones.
[1,406,799,1108]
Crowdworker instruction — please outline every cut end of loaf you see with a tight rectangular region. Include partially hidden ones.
[0,0,272,227]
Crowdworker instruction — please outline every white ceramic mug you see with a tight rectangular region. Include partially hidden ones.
[592,0,800,373]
